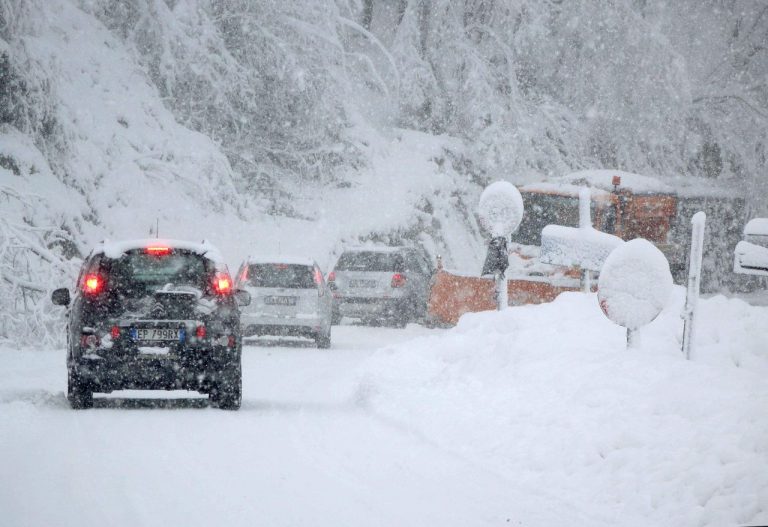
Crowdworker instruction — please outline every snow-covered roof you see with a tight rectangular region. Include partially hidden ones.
[94,238,225,263]
[244,255,317,267]
[744,218,768,237]
[519,181,614,201]
[522,170,743,200]
[560,170,674,194]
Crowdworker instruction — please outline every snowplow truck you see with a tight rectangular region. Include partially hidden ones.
[427,171,681,326]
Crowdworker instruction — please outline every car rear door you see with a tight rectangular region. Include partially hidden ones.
[244,264,319,319]
[334,251,399,299]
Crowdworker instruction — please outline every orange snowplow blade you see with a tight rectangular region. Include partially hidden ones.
[427,269,580,326]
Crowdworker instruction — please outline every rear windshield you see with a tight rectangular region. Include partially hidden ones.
[107,251,209,295]
[335,251,403,272]
[247,264,315,289]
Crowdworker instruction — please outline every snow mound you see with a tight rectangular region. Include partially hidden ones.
[598,239,673,329]
[357,290,768,526]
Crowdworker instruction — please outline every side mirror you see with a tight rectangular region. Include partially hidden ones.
[51,288,71,306]
[234,289,251,307]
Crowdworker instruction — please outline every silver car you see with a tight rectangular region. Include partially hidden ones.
[235,257,333,348]
[329,246,434,327]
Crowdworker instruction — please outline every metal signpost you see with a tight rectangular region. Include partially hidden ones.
[478,181,524,311]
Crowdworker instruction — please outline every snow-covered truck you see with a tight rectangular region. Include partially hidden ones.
[427,170,683,326]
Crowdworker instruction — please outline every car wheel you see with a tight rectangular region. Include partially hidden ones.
[315,329,331,349]
[67,368,93,409]
[210,363,242,410]
[331,309,342,325]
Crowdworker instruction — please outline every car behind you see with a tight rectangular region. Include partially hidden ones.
[328,246,434,327]
[236,257,332,348]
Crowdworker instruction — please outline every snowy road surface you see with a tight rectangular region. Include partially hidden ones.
[0,324,607,527]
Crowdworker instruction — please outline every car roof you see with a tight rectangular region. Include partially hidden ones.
[93,238,225,263]
[245,255,317,267]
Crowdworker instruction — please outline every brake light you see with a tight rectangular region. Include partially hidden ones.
[146,245,171,255]
[83,274,103,294]
[213,272,232,295]
[391,273,406,288]
[314,269,323,286]
[196,325,206,338]
[110,326,120,339]
[328,271,336,282]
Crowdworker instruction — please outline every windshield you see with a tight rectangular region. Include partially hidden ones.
[335,251,404,272]
[107,251,209,295]
[247,263,315,288]
[511,193,615,246]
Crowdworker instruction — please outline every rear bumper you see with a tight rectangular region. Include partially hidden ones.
[240,312,325,337]
[71,347,239,392]
[243,324,321,339]
[336,297,404,319]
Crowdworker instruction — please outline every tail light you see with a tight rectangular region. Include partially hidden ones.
[238,265,249,285]
[328,271,336,282]
[313,268,325,296]
[391,273,406,288]
[196,325,206,338]
[83,274,103,295]
[213,272,232,295]
[110,326,120,339]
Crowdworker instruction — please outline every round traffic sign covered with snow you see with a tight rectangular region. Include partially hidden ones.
[597,239,673,330]
[478,181,524,237]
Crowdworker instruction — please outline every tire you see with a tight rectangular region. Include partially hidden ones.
[331,309,342,325]
[210,363,242,410]
[315,329,331,349]
[67,369,93,410]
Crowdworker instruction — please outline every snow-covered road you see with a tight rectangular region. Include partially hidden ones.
[0,324,605,527]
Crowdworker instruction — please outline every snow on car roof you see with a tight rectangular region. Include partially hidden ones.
[95,238,225,262]
[245,255,317,267]
[744,218,768,237]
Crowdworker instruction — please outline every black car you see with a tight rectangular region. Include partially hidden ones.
[51,239,250,410]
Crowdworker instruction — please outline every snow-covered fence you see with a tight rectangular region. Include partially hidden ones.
[0,187,79,348]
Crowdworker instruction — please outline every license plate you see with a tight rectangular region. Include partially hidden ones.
[135,328,181,341]
[264,296,297,306]
[350,279,377,288]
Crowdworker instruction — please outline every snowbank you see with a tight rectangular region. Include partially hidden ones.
[357,290,768,526]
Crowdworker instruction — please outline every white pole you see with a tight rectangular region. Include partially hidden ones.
[496,269,508,311]
[579,187,592,293]
[682,211,706,360]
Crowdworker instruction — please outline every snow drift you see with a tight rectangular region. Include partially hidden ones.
[357,290,768,526]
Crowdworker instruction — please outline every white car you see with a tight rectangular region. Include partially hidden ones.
[235,257,333,348]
